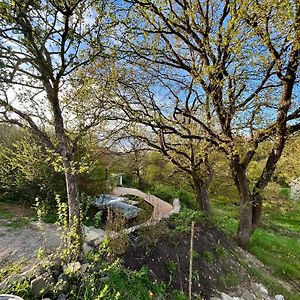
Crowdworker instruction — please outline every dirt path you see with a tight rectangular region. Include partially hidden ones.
[0,222,61,268]
[112,187,174,219]
[0,188,175,269]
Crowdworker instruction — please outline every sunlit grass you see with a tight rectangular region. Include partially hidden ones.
[212,194,300,284]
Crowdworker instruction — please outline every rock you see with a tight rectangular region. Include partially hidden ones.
[84,227,106,245]
[55,273,68,292]
[290,178,300,201]
[221,292,235,300]
[253,283,268,298]
[210,297,221,300]
[83,243,92,254]
[42,298,52,300]
[0,274,26,289]
[274,296,285,300]
[57,294,67,300]
[70,284,78,293]
[242,290,256,300]
[98,276,109,283]
[0,296,25,300]
[80,263,89,273]
[31,276,50,297]
[53,257,63,268]
[35,266,48,276]
[63,262,81,274]
[57,273,68,282]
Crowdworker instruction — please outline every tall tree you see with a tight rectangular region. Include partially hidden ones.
[0,0,113,257]
[115,0,300,247]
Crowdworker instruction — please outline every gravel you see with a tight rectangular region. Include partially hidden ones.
[0,222,62,268]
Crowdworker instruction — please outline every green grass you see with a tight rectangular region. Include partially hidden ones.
[0,209,13,219]
[212,193,300,294]
[250,229,300,280]
[218,271,240,289]
[203,250,214,265]
[211,196,239,234]
[239,260,300,300]
[0,260,25,282]
[4,217,31,229]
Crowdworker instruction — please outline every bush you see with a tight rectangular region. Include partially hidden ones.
[176,188,197,209]
[169,208,204,233]
[151,184,175,202]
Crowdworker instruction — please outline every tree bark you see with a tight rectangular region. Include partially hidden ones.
[46,87,82,259]
[192,175,211,218]
[231,157,253,248]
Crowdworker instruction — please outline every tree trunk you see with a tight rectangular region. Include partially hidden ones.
[46,87,82,259]
[192,175,211,218]
[231,158,253,249]
[64,159,81,227]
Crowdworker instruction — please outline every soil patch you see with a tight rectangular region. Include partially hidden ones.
[122,221,251,299]
[0,202,35,219]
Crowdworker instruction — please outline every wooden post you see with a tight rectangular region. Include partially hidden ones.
[189,221,195,300]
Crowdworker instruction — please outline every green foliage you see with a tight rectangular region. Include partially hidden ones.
[215,246,227,259]
[203,250,214,265]
[214,192,300,289]
[67,259,174,300]
[138,222,166,247]
[151,183,176,203]
[0,260,25,282]
[0,209,12,219]
[211,196,239,235]
[4,217,30,229]
[250,229,300,281]
[94,211,103,228]
[192,250,199,259]
[76,136,108,197]
[172,291,189,300]
[94,265,164,300]
[7,279,33,299]
[170,208,204,233]
[176,188,197,209]
[0,129,107,207]
[244,265,300,300]
[166,260,177,273]
[218,272,240,289]
[0,131,65,204]
[280,187,290,199]
[42,213,58,224]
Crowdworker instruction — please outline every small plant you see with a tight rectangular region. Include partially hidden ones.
[7,279,33,299]
[94,211,103,228]
[166,259,177,273]
[203,250,214,265]
[218,271,240,289]
[192,269,200,282]
[0,209,13,219]
[0,260,25,282]
[215,246,227,259]
[36,247,46,260]
[42,213,58,224]
[170,208,204,233]
[152,184,175,202]
[192,250,199,259]
[138,222,166,248]
[106,209,128,256]
[5,217,30,229]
